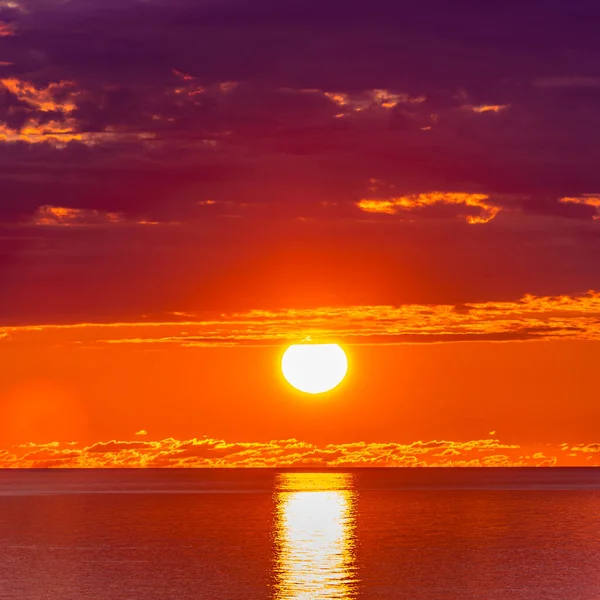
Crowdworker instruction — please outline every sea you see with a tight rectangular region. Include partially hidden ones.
[1,468,599,599]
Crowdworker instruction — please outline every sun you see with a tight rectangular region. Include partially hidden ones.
[281,343,348,394]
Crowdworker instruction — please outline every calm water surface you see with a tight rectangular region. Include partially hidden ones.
[1,468,600,599]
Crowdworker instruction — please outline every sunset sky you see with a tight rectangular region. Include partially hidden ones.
[2,0,600,468]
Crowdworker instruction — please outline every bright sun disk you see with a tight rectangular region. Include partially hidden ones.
[281,343,348,394]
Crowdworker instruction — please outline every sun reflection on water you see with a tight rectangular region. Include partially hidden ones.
[273,472,357,599]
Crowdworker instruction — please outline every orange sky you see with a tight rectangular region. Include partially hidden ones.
[3,0,600,467]
[2,296,600,467]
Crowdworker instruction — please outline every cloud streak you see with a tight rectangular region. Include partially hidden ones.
[357,191,500,224]
[30,205,160,226]
[2,291,600,346]
[560,195,600,220]
[0,435,581,468]
[1,435,597,468]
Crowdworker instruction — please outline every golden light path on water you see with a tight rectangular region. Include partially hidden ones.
[273,472,358,599]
